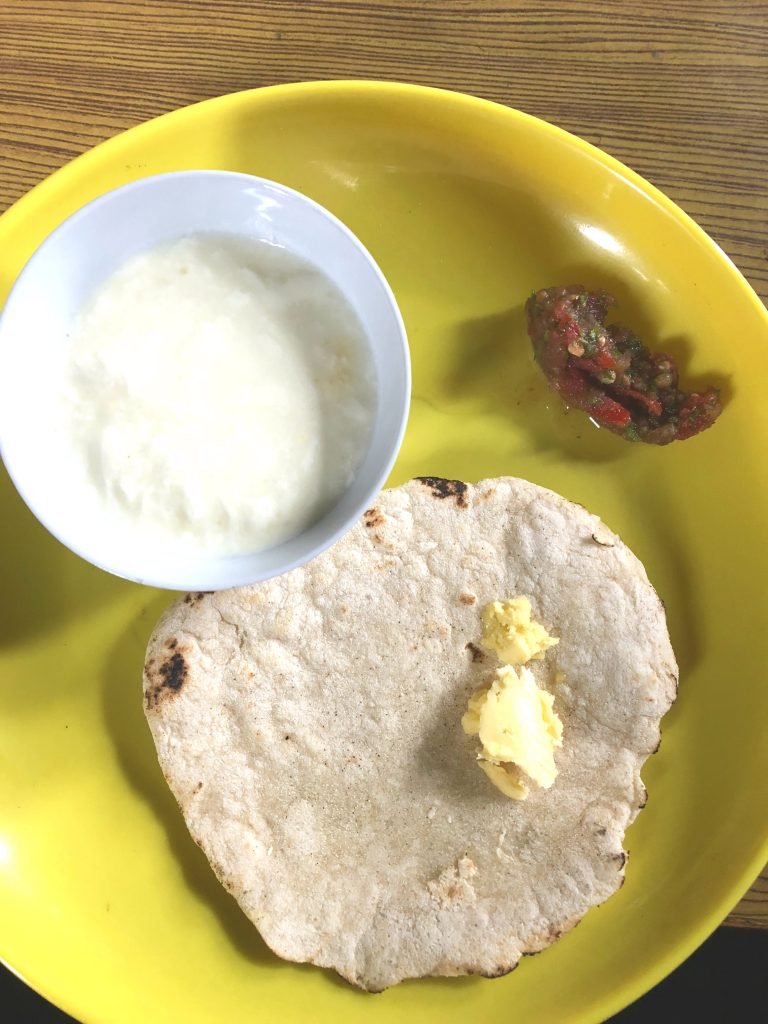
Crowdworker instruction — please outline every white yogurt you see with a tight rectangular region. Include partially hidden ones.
[56,233,377,556]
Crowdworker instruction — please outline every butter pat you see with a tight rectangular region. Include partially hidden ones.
[480,597,559,665]
[478,759,529,800]
[462,665,563,799]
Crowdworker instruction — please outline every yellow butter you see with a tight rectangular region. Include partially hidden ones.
[480,597,559,665]
[460,687,487,735]
[462,665,563,799]
[477,759,529,800]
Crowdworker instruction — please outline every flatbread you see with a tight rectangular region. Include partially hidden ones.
[143,476,677,991]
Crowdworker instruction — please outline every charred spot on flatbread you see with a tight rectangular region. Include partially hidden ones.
[465,642,485,662]
[477,963,517,979]
[363,507,385,528]
[183,591,211,606]
[145,642,189,710]
[415,476,468,508]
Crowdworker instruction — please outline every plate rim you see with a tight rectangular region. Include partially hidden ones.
[2,79,767,327]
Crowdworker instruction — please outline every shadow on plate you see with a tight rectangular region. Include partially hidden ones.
[442,305,629,464]
[626,471,703,681]
[0,464,126,649]
[441,306,729,466]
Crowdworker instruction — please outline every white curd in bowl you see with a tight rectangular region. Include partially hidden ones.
[56,233,377,556]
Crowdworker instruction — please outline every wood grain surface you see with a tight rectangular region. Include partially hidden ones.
[0,0,766,928]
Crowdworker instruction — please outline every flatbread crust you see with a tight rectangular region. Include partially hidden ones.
[144,476,678,991]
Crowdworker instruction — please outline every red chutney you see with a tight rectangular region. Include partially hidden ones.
[525,285,722,444]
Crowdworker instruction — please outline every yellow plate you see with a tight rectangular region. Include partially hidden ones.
[1,81,767,1024]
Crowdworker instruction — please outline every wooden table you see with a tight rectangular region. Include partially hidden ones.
[0,0,766,929]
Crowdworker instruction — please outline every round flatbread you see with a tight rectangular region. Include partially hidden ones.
[143,476,678,991]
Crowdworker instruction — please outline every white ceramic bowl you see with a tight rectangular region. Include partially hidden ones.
[0,171,410,590]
